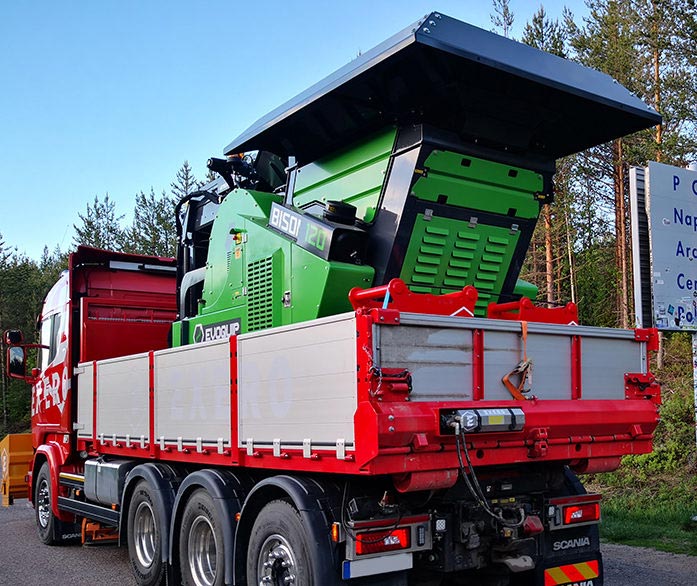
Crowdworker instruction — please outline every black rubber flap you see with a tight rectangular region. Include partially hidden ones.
[225,12,660,163]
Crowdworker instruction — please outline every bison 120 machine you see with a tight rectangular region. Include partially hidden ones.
[5,12,662,586]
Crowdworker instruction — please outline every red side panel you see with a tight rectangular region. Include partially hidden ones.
[73,249,177,363]
[31,246,177,454]
[80,298,176,363]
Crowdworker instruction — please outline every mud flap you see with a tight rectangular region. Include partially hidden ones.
[537,553,603,586]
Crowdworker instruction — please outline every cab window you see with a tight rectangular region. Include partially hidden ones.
[39,313,62,370]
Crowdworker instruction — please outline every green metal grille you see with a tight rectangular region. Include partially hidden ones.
[247,257,274,331]
[401,215,519,315]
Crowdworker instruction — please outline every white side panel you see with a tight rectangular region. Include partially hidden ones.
[379,316,645,402]
[154,340,230,446]
[238,313,357,449]
[379,327,474,401]
[76,363,94,439]
[483,331,572,401]
[581,337,642,399]
[96,354,150,441]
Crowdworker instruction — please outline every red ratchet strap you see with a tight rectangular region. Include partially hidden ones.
[502,321,534,400]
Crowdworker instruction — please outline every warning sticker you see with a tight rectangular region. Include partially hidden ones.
[1,448,8,481]
[544,559,599,586]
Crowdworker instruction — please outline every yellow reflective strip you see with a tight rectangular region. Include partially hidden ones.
[575,562,599,579]
[488,415,505,425]
[545,567,570,584]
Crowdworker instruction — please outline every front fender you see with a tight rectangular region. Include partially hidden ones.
[31,442,69,521]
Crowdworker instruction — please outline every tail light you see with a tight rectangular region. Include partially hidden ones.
[355,528,411,556]
[563,502,600,525]
[547,494,601,530]
[345,515,431,561]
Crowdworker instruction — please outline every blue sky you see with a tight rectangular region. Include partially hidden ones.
[0,1,586,260]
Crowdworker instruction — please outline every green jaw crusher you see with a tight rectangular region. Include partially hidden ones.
[171,11,659,346]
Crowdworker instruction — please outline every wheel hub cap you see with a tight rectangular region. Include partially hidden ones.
[188,515,218,586]
[133,500,156,568]
[257,534,297,585]
[37,480,50,528]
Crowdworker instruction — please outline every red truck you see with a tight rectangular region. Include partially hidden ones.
[4,12,661,586]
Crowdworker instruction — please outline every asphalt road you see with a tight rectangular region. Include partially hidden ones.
[2,500,696,585]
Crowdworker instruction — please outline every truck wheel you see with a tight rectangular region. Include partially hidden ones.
[179,489,225,586]
[246,499,314,586]
[127,481,165,586]
[35,462,64,545]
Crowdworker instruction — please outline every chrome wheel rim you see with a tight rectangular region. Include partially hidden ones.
[256,534,297,586]
[187,515,218,586]
[37,479,50,528]
[133,500,157,568]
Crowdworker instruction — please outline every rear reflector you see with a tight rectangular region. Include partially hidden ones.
[355,528,410,556]
[544,559,600,585]
[522,515,544,535]
[563,503,600,525]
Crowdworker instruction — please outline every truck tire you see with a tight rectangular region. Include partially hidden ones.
[179,488,225,586]
[127,480,165,586]
[35,462,65,545]
[246,499,315,585]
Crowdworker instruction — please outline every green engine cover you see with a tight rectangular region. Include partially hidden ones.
[399,151,544,315]
[173,187,374,344]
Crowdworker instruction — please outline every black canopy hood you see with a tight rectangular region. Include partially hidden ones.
[224,11,660,164]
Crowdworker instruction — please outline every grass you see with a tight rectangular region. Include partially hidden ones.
[583,450,697,556]
[580,332,697,555]
[599,497,697,555]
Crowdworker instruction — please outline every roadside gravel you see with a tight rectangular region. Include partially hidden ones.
[602,542,697,585]
[2,500,696,585]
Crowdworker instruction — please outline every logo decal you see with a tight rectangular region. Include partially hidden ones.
[193,319,241,344]
[552,536,591,551]
[33,366,70,416]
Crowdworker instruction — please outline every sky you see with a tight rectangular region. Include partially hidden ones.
[0,0,588,260]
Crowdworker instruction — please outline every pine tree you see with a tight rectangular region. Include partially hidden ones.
[72,194,125,251]
[170,161,198,202]
[0,232,11,267]
[566,1,645,327]
[521,6,566,54]
[520,6,573,305]
[491,0,515,38]
[123,188,177,257]
[565,0,697,326]
[0,250,54,434]
[634,0,697,165]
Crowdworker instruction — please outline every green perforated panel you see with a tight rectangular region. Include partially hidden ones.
[413,150,543,219]
[246,256,275,331]
[400,215,521,315]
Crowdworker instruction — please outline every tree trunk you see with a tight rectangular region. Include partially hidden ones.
[564,208,577,304]
[613,139,629,329]
[544,204,554,305]
[0,340,7,433]
[652,0,663,161]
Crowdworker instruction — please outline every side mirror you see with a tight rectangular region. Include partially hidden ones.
[3,329,23,345]
[6,346,27,379]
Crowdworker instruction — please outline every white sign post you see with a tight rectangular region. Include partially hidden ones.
[640,162,697,448]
